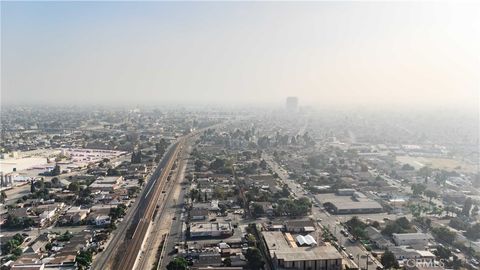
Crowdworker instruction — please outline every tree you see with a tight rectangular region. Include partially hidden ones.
[411,183,426,197]
[431,227,456,244]
[245,247,264,270]
[68,182,80,193]
[251,203,265,218]
[30,180,36,193]
[434,245,452,260]
[213,187,225,200]
[12,247,22,257]
[131,150,142,164]
[274,197,311,217]
[346,217,368,239]
[246,233,257,246]
[401,164,415,171]
[396,217,410,229]
[424,190,437,203]
[51,177,60,187]
[462,198,473,217]
[449,217,469,231]
[156,138,169,155]
[223,257,232,267]
[381,250,399,269]
[107,168,120,176]
[382,217,412,237]
[51,164,61,176]
[418,166,432,181]
[109,204,127,221]
[189,189,199,202]
[210,158,226,171]
[0,191,7,203]
[194,160,204,172]
[166,257,188,270]
[371,221,381,229]
[472,205,479,216]
[76,250,93,269]
[138,178,145,186]
[279,184,290,197]
[464,223,480,241]
[259,159,267,170]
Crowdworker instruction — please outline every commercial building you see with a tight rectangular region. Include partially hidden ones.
[262,231,342,270]
[389,246,435,267]
[365,226,394,249]
[284,220,316,233]
[190,209,209,220]
[89,176,123,192]
[0,172,15,187]
[318,193,383,215]
[190,222,233,238]
[392,233,432,247]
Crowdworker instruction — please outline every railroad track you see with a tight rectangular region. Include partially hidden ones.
[135,144,188,270]
[115,140,184,270]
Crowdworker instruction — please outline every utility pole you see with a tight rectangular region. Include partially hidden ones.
[365,253,369,270]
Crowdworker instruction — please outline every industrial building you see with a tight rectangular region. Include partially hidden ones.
[262,231,342,270]
[317,192,383,215]
[392,233,432,247]
[189,222,233,238]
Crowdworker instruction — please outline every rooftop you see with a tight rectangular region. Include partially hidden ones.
[262,231,342,261]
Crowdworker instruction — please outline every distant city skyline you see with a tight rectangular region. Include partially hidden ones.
[1,1,479,110]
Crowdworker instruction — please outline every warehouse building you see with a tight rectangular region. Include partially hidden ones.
[190,222,233,238]
[392,233,432,247]
[317,193,383,215]
[262,231,342,270]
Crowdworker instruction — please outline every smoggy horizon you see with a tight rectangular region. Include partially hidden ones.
[2,2,479,110]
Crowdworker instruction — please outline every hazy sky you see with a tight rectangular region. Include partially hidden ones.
[1,1,479,108]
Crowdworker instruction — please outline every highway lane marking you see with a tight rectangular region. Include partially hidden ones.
[144,179,157,198]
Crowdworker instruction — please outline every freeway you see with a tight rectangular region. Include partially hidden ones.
[134,140,192,270]
[114,141,182,270]
[156,163,189,269]
[92,142,181,270]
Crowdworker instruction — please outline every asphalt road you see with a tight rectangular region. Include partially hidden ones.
[264,154,383,270]
[157,147,191,269]
[92,143,179,270]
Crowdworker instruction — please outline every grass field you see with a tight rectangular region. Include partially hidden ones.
[396,155,478,173]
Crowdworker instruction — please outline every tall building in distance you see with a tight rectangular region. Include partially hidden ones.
[286,96,299,112]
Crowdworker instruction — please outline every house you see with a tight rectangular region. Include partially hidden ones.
[250,202,274,216]
[39,209,56,221]
[389,246,436,267]
[365,226,393,249]
[193,200,220,211]
[9,207,31,219]
[89,176,123,192]
[47,251,77,266]
[25,234,50,254]
[94,215,111,226]
[284,220,316,233]
[59,206,89,225]
[196,252,222,266]
[191,209,209,220]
